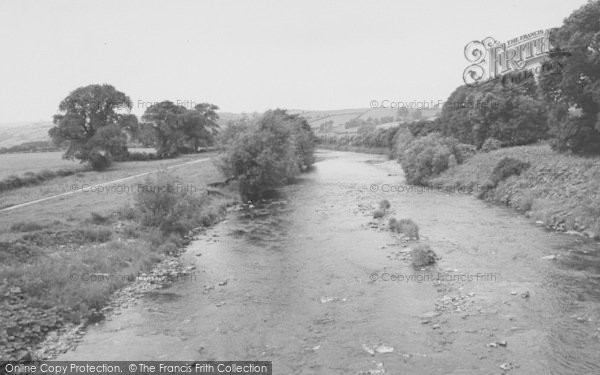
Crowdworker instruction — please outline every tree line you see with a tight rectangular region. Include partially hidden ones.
[48,84,220,170]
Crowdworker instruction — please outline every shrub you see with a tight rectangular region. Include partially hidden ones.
[401,133,463,185]
[373,209,386,219]
[455,143,477,161]
[119,204,138,221]
[80,227,112,242]
[135,170,209,235]
[87,152,112,171]
[407,119,443,137]
[481,138,502,152]
[379,199,391,210]
[218,110,314,200]
[89,212,110,225]
[411,244,437,268]
[389,218,420,240]
[10,221,44,232]
[489,157,531,186]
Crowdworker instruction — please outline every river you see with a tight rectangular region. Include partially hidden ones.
[59,150,600,374]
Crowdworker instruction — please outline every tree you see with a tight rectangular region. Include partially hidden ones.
[539,0,600,154]
[180,103,220,152]
[49,84,134,170]
[142,101,220,157]
[217,109,314,200]
[468,71,548,147]
[141,101,187,158]
[440,71,548,148]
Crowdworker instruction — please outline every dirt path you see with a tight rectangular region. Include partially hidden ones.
[0,157,212,213]
[57,151,600,374]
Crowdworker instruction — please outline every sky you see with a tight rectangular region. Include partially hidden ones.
[0,0,590,123]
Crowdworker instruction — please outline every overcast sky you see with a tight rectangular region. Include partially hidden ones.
[0,0,589,123]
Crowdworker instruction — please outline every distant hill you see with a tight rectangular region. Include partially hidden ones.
[288,107,440,135]
[0,107,440,149]
[0,121,53,148]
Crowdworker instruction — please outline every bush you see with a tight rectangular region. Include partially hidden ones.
[411,244,437,268]
[89,212,110,225]
[389,218,420,240]
[218,110,314,200]
[80,227,112,242]
[379,199,391,210]
[490,157,531,186]
[373,209,386,219]
[135,170,209,235]
[401,133,463,185]
[407,119,442,137]
[455,143,477,161]
[119,204,138,220]
[10,221,45,232]
[87,152,112,171]
[481,138,502,152]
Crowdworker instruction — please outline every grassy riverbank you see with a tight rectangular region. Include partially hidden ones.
[0,153,237,360]
[429,144,600,238]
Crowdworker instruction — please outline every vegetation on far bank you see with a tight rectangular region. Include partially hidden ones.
[317,1,600,239]
[430,144,600,238]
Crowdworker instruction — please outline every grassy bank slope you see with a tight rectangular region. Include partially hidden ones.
[430,144,600,238]
[0,153,236,360]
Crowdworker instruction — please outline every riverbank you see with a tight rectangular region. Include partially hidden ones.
[0,155,237,360]
[429,144,600,239]
[318,141,600,240]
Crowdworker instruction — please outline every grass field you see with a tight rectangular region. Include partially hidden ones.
[0,148,158,180]
[0,152,81,179]
[0,151,237,359]
[0,152,220,223]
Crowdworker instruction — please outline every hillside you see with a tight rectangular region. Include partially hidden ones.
[0,122,53,148]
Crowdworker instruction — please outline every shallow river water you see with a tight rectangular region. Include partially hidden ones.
[61,150,600,374]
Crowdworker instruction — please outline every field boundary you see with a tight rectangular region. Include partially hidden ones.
[0,157,213,213]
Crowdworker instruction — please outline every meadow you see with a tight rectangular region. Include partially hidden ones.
[0,152,80,179]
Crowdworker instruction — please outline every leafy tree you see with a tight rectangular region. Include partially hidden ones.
[141,101,187,158]
[49,84,134,170]
[401,133,463,185]
[142,101,220,157]
[440,71,547,148]
[407,119,443,137]
[218,109,314,200]
[180,103,220,152]
[539,0,600,154]
[468,72,548,147]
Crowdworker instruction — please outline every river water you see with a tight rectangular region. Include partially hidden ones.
[60,150,600,374]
